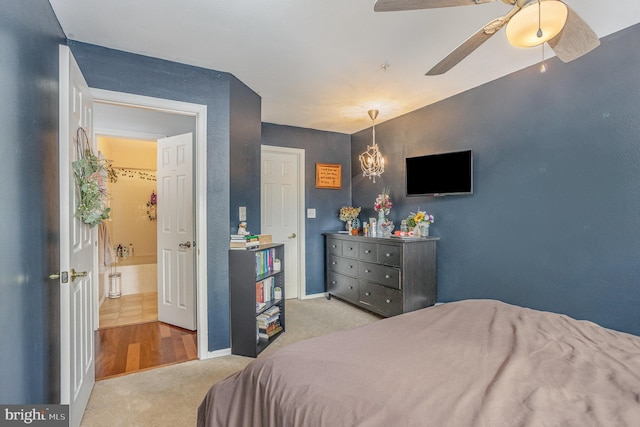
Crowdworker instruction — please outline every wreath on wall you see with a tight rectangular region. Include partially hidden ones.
[72,127,112,227]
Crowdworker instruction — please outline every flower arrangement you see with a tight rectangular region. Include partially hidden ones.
[339,206,361,222]
[73,148,111,227]
[374,187,392,214]
[406,210,434,228]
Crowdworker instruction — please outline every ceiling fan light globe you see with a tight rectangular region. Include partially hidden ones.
[506,0,568,47]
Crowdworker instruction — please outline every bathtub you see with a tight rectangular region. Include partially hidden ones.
[103,255,157,297]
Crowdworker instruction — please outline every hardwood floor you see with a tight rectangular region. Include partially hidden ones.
[99,292,158,328]
[96,321,198,380]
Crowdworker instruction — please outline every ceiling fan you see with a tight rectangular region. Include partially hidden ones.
[373,0,600,75]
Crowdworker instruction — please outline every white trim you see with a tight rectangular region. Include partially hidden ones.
[207,348,232,359]
[261,145,306,299]
[94,128,167,141]
[302,292,327,300]
[90,88,210,360]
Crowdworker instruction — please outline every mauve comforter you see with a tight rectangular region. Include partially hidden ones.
[198,300,640,426]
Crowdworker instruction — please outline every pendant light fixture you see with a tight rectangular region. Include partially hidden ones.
[359,109,385,183]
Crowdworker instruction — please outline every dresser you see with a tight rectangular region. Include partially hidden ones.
[325,233,437,317]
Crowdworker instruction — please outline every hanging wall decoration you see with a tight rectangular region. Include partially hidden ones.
[146,191,157,221]
[72,127,111,227]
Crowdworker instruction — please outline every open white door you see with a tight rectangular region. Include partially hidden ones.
[157,133,196,330]
[58,45,95,427]
[261,147,303,299]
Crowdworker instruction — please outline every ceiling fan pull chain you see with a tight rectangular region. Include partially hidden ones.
[537,0,543,38]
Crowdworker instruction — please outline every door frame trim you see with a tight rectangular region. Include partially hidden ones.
[91,88,209,359]
[260,145,306,299]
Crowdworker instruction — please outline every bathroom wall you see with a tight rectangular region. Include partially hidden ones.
[98,136,157,259]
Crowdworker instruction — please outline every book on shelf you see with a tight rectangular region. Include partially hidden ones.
[257,306,280,321]
[258,324,283,340]
[255,276,276,308]
[263,305,280,317]
[255,247,276,276]
[257,312,280,326]
[230,234,260,250]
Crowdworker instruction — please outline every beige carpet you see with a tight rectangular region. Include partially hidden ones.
[81,297,380,426]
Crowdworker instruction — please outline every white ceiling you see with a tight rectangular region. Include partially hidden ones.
[49,0,640,134]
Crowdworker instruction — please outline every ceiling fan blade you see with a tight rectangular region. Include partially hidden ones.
[548,4,600,63]
[426,11,516,75]
[374,0,495,12]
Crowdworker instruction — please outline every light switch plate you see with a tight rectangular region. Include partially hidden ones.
[239,206,246,221]
[307,208,316,218]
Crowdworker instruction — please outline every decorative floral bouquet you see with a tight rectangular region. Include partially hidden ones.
[374,187,392,214]
[406,210,434,228]
[339,206,361,222]
[73,149,111,227]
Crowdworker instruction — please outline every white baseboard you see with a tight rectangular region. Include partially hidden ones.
[301,292,327,300]
[204,348,231,359]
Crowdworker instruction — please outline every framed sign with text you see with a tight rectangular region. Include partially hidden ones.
[315,163,342,189]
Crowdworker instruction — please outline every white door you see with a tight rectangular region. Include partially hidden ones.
[261,149,301,299]
[157,133,196,330]
[58,45,95,427]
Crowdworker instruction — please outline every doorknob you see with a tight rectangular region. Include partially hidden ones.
[49,271,69,283]
[70,269,88,281]
[179,241,192,248]
[288,233,296,239]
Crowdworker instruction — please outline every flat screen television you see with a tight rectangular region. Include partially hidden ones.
[406,149,473,196]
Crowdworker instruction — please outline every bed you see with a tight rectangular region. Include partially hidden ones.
[198,299,640,426]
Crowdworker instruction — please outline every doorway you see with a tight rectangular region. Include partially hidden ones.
[91,89,209,363]
[97,135,159,329]
[260,146,306,300]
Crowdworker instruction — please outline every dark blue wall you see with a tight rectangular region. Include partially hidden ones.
[262,124,351,295]
[0,0,66,403]
[68,42,260,351]
[352,25,640,336]
[230,77,262,235]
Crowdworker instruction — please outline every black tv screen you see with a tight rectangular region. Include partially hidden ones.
[406,149,473,196]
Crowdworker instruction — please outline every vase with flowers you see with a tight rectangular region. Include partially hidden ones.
[339,206,361,233]
[374,187,392,235]
[406,209,434,237]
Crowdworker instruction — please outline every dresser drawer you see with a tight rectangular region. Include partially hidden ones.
[327,254,358,277]
[377,244,401,267]
[359,261,401,290]
[359,281,402,317]
[341,240,359,259]
[358,242,377,262]
[326,238,342,256]
[327,271,358,301]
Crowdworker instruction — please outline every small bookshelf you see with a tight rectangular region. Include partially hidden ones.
[229,243,285,357]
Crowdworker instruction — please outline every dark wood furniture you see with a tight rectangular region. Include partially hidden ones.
[229,243,285,357]
[325,233,437,317]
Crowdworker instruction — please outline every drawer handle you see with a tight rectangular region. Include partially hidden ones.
[332,245,337,248]
[349,286,353,290]
[386,299,392,304]
[385,253,391,257]
[365,292,371,296]
[332,261,337,265]
[349,265,353,269]
[365,269,370,273]
[332,281,337,285]
[385,274,390,279]
[348,247,354,251]
[365,250,371,254]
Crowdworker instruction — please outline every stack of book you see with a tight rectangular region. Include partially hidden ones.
[230,234,260,250]
[255,277,276,311]
[257,306,282,340]
[255,247,276,276]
